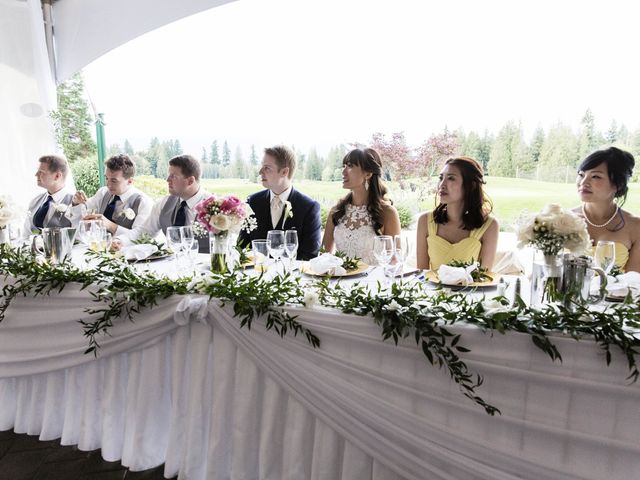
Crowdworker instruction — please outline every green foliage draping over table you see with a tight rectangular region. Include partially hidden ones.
[1,246,639,415]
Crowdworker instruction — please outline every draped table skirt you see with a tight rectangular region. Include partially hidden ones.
[0,286,639,479]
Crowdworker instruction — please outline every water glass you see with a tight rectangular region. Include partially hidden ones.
[180,226,195,254]
[267,230,285,264]
[389,235,409,278]
[284,230,299,270]
[166,226,184,258]
[594,240,615,274]
[252,239,269,272]
[373,235,393,266]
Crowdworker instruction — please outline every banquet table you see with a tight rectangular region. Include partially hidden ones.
[0,255,639,480]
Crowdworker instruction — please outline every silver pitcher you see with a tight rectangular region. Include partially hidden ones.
[31,227,75,264]
[561,254,607,309]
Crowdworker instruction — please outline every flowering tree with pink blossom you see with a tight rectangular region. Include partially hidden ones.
[415,131,460,178]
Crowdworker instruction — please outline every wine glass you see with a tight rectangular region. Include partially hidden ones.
[594,240,615,274]
[180,226,195,256]
[390,235,410,279]
[165,226,184,259]
[373,235,394,281]
[283,230,299,271]
[252,239,269,272]
[186,238,200,273]
[267,230,285,268]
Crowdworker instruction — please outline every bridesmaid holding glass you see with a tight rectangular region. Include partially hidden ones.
[574,146,640,272]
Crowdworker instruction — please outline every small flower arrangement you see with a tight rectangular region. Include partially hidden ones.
[283,200,293,220]
[0,195,24,228]
[194,195,256,236]
[121,208,136,221]
[515,204,590,255]
[53,203,69,214]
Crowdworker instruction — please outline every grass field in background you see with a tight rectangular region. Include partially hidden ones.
[134,175,640,231]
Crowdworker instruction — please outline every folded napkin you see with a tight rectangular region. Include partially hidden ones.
[122,244,158,261]
[308,253,347,275]
[437,263,477,285]
[593,271,640,297]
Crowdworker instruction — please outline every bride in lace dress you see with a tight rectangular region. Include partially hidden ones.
[322,148,400,264]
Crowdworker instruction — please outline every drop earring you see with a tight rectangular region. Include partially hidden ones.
[365,178,369,191]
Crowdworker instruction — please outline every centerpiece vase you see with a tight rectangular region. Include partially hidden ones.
[530,249,563,307]
[209,232,230,274]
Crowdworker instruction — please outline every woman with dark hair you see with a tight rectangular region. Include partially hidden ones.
[322,148,401,264]
[574,146,640,272]
[416,156,498,270]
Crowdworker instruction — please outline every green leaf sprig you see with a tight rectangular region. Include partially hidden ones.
[446,259,492,282]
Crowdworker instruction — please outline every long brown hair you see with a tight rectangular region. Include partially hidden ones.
[332,148,389,234]
[433,156,492,230]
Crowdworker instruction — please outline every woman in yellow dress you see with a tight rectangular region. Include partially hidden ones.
[416,156,498,270]
[574,147,640,272]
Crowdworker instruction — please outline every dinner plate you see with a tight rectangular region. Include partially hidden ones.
[425,270,501,287]
[300,261,369,277]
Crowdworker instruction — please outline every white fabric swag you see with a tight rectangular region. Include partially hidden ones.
[0,285,639,479]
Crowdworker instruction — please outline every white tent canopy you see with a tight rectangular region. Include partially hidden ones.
[0,0,233,205]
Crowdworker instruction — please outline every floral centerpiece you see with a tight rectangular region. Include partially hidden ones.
[194,195,256,273]
[0,195,24,246]
[515,204,590,304]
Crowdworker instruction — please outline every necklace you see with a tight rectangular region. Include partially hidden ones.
[582,204,619,228]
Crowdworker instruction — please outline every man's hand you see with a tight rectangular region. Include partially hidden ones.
[82,213,118,235]
[72,191,88,206]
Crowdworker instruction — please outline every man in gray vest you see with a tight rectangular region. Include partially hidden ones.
[117,154,212,251]
[23,154,74,235]
[70,154,152,240]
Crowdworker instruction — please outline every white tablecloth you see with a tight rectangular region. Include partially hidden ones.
[1,280,639,479]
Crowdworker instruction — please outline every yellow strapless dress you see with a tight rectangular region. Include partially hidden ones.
[426,213,494,270]
[589,242,629,271]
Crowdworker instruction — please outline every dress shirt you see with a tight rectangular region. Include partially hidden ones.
[23,187,73,237]
[125,187,212,244]
[269,185,292,230]
[69,186,153,240]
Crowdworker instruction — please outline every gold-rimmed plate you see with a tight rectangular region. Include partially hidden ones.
[300,261,369,277]
[425,270,501,287]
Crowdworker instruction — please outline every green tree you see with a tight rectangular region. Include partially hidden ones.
[107,143,121,157]
[201,147,208,163]
[578,109,597,159]
[145,137,161,177]
[537,123,579,181]
[123,139,134,156]
[50,73,96,162]
[477,131,493,172]
[529,127,545,164]
[304,147,323,180]
[606,120,618,144]
[250,144,258,166]
[487,122,527,176]
[232,146,246,178]
[222,141,231,167]
[210,141,220,165]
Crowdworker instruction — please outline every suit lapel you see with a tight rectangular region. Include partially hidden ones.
[260,190,274,231]
[279,188,296,231]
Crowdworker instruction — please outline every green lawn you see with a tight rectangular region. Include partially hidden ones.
[134,175,640,231]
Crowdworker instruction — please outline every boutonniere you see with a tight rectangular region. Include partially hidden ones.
[53,203,69,214]
[120,208,136,220]
[283,200,293,219]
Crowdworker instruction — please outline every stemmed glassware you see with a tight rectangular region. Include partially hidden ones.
[389,235,410,279]
[283,230,299,271]
[165,226,183,260]
[373,235,394,282]
[180,226,195,256]
[267,230,285,269]
[594,240,615,274]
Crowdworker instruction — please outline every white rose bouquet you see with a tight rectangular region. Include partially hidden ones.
[0,195,24,229]
[515,204,590,255]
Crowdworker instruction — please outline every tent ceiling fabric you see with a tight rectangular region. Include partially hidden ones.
[52,0,236,82]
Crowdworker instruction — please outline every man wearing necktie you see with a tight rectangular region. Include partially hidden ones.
[239,145,321,260]
[70,155,152,240]
[24,154,73,236]
[114,154,212,252]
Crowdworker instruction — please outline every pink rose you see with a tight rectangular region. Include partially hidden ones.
[220,195,242,213]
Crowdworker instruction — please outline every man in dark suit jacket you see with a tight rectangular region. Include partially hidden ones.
[238,145,321,260]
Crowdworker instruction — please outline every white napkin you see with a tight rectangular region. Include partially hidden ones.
[593,271,640,297]
[122,244,158,261]
[437,263,477,285]
[308,253,347,275]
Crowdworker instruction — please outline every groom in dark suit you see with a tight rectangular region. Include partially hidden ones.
[239,145,321,260]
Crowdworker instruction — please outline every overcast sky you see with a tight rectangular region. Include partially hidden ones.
[82,0,640,157]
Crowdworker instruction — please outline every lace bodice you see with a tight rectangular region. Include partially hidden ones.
[333,204,377,264]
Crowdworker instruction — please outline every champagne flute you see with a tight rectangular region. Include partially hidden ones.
[373,235,394,283]
[252,239,269,272]
[594,240,615,274]
[165,226,184,260]
[284,230,299,271]
[267,230,285,269]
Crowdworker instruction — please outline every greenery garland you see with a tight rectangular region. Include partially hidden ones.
[1,245,639,414]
